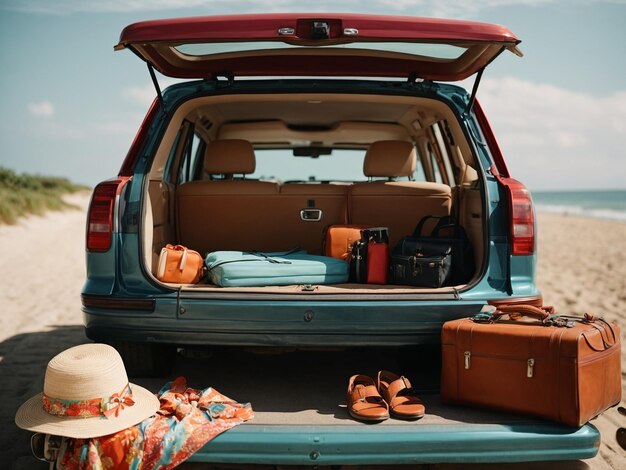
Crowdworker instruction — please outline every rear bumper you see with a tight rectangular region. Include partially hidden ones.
[83,298,484,347]
[85,324,445,347]
[189,423,600,465]
[83,294,542,347]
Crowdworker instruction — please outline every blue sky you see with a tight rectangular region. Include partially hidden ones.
[0,0,625,191]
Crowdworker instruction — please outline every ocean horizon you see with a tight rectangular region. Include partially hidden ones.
[531,189,626,223]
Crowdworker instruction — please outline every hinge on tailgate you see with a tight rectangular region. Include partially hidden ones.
[209,72,235,87]
[407,72,422,84]
[406,74,436,92]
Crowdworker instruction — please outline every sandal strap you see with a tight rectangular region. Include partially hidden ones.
[386,376,414,401]
[351,384,382,403]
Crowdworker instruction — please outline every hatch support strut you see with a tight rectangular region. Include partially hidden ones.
[147,63,164,106]
[465,67,485,114]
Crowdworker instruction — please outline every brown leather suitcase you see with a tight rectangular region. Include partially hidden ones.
[324,225,372,261]
[441,305,622,427]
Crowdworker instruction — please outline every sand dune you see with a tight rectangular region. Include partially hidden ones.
[0,197,624,468]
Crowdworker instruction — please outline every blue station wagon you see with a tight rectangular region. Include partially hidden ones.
[82,13,601,466]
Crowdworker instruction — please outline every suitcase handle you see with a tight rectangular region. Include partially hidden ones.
[583,319,619,351]
[493,304,554,322]
[494,306,619,347]
[206,250,298,271]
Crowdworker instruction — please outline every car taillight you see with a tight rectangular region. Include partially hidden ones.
[86,178,129,252]
[498,176,535,256]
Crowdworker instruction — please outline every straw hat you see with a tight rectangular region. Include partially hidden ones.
[15,343,160,438]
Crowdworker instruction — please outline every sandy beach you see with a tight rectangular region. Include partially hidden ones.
[1,195,624,469]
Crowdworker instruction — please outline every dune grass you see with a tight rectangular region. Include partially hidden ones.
[0,167,90,225]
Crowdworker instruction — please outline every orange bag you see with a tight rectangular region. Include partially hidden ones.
[324,225,372,261]
[156,244,204,284]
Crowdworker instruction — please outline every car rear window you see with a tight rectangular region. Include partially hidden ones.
[175,42,467,60]
[252,149,366,182]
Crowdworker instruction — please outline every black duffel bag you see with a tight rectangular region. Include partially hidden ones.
[389,241,452,287]
[391,216,474,286]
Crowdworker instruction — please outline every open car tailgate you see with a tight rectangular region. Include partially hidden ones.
[116,13,522,81]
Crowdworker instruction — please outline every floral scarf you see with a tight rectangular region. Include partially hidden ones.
[57,377,254,469]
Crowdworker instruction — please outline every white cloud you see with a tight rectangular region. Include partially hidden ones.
[28,100,55,118]
[5,0,622,16]
[27,115,143,142]
[38,121,84,140]
[372,0,554,16]
[124,86,158,108]
[2,0,297,14]
[477,77,626,190]
[123,78,189,108]
[5,0,626,26]
[91,120,141,137]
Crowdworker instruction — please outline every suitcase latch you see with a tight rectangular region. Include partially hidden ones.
[464,351,471,370]
[410,257,422,276]
[527,358,535,378]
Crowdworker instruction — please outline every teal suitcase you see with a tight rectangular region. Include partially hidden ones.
[205,250,349,287]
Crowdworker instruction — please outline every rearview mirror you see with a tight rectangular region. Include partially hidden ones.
[293,147,332,158]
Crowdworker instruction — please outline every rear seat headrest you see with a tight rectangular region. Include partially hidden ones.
[363,140,416,178]
[204,139,256,175]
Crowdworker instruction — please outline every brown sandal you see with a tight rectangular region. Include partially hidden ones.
[346,374,389,422]
[377,370,425,419]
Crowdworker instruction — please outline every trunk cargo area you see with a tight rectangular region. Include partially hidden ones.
[138,346,600,465]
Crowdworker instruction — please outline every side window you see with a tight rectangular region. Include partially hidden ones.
[421,121,459,186]
[191,136,206,180]
[163,128,184,184]
[432,122,456,185]
[426,142,444,184]
[411,144,428,182]
[178,130,206,184]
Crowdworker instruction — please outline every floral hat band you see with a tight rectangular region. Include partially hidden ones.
[16,344,160,438]
[42,383,136,419]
